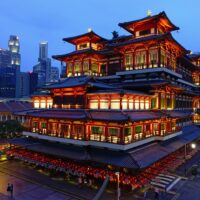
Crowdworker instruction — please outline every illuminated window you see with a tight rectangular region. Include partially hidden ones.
[139,29,150,36]
[124,127,132,143]
[135,51,146,69]
[149,50,158,68]
[90,100,98,109]
[134,99,139,109]
[91,62,98,74]
[161,93,165,109]
[108,128,119,136]
[122,99,128,110]
[34,100,40,108]
[145,99,149,109]
[90,126,104,141]
[83,61,89,73]
[111,99,120,109]
[125,54,133,70]
[74,62,81,74]
[140,98,145,109]
[47,99,53,108]
[100,99,109,109]
[151,98,157,109]
[78,43,89,50]
[67,63,73,76]
[128,99,133,109]
[40,100,46,108]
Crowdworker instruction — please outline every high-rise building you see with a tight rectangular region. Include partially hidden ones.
[33,41,51,86]
[50,67,59,82]
[8,35,21,71]
[60,62,66,78]
[39,41,48,61]
[0,66,17,98]
[29,72,38,95]
[0,48,11,68]
[16,72,30,98]
[0,35,21,98]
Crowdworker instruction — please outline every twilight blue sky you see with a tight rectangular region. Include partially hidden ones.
[0,0,199,72]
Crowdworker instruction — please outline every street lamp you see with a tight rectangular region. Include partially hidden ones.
[184,142,196,175]
[115,172,120,200]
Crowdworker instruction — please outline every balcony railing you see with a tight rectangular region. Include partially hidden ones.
[26,127,182,145]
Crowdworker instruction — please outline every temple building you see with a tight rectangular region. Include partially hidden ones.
[14,11,200,170]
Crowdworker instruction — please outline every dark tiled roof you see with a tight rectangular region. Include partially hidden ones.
[165,110,192,118]
[0,101,33,113]
[52,49,103,60]
[43,76,116,89]
[108,33,168,48]
[88,148,139,168]
[126,111,163,121]
[88,110,128,122]
[27,109,87,120]
[24,109,167,122]
[129,125,200,168]
[188,53,200,58]
[63,31,107,44]
[9,138,88,160]
[119,11,179,33]
[87,89,151,96]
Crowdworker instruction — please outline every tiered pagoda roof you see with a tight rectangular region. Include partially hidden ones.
[118,11,179,34]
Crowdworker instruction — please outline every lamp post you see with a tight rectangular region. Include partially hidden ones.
[115,172,120,200]
[184,143,196,175]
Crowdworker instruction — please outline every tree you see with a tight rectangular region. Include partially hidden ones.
[0,120,24,138]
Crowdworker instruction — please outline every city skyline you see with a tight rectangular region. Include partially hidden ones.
[0,0,200,72]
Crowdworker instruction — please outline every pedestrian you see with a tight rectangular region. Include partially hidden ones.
[143,190,147,199]
[10,184,13,198]
[7,183,11,196]
[154,188,159,200]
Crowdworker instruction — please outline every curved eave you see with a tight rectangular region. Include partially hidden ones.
[63,31,108,45]
[166,33,189,55]
[119,11,179,34]
[52,49,105,61]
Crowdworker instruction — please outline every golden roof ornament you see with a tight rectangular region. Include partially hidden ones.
[147,9,152,17]
[88,28,92,33]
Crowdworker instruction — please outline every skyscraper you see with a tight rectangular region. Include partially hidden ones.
[39,41,48,60]
[50,67,59,82]
[8,35,21,71]
[0,35,21,98]
[33,41,51,86]
[0,48,11,68]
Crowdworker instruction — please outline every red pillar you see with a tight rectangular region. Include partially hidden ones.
[120,126,124,144]
[158,46,161,67]
[146,48,149,68]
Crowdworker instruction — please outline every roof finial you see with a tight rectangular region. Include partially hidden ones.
[147,9,152,17]
[88,28,92,33]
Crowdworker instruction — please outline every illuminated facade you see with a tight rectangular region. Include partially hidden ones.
[8,35,21,71]
[17,12,200,166]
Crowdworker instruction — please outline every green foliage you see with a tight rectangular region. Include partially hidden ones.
[0,120,24,138]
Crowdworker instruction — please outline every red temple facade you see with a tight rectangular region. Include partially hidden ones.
[15,12,200,169]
